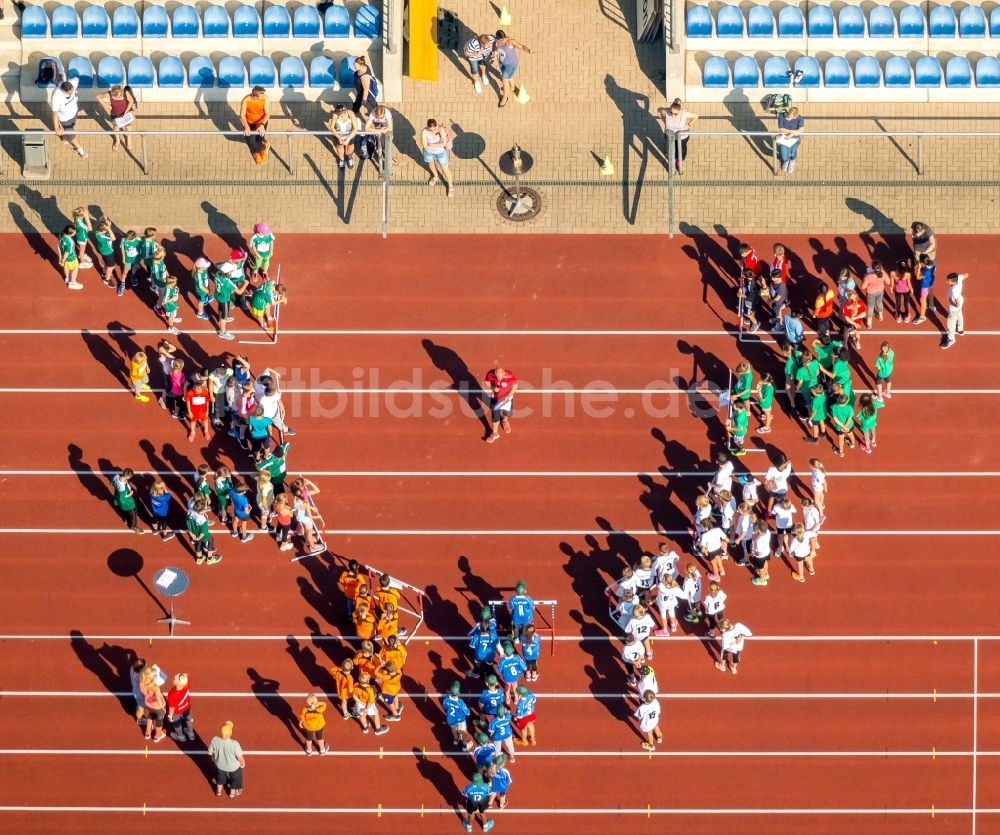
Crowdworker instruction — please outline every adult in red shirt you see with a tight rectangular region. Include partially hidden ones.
[483,366,518,445]
[166,673,195,742]
[185,380,212,443]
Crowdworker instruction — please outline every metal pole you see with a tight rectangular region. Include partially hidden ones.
[917,134,923,176]
[772,133,779,176]
[381,132,392,238]
[287,132,294,176]
[667,132,675,238]
[140,132,148,175]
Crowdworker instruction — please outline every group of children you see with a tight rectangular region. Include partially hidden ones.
[59,210,286,340]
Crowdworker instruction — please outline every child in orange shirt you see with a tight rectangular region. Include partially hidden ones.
[330,659,355,720]
[375,660,404,721]
[375,572,400,612]
[377,601,402,644]
[354,601,377,641]
[380,634,407,672]
[354,582,374,614]
[354,672,388,736]
[352,640,380,681]
[338,560,363,617]
[298,693,329,755]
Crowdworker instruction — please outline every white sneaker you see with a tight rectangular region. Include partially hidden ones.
[76,147,88,159]
[67,281,83,290]
[79,261,93,269]
[474,78,482,94]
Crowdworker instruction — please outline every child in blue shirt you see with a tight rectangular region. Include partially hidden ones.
[460,772,494,833]
[488,703,516,762]
[471,732,495,771]
[486,753,513,809]
[520,624,541,682]
[512,684,537,746]
[229,482,254,543]
[148,478,175,541]
[496,641,527,705]
[508,581,535,640]
[442,681,473,751]
[478,675,504,719]
[469,621,498,679]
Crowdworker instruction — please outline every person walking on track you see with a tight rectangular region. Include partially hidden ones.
[634,689,663,752]
[166,673,195,742]
[484,365,518,444]
[493,30,532,108]
[942,272,968,350]
[460,773,495,832]
[715,619,753,675]
[209,721,246,797]
[298,693,330,755]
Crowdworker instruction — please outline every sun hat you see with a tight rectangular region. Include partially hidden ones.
[194,257,211,270]
[254,223,270,235]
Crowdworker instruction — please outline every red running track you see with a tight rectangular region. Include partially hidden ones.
[1,232,997,832]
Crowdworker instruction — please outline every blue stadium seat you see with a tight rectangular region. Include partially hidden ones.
[21,6,47,37]
[763,56,790,87]
[127,56,155,88]
[354,4,381,38]
[293,5,321,37]
[853,56,881,87]
[188,56,216,88]
[838,6,864,37]
[945,56,972,87]
[777,6,804,37]
[868,6,894,37]
[747,6,774,37]
[732,56,759,87]
[929,6,956,38]
[701,55,730,87]
[808,5,834,36]
[97,56,125,88]
[218,56,245,87]
[716,4,744,37]
[233,5,260,37]
[324,4,352,36]
[279,56,307,88]
[686,4,712,37]
[898,5,924,37]
[914,56,942,87]
[959,6,986,38]
[975,56,1000,88]
[249,56,276,87]
[309,55,335,87]
[338,55,357,88]
[203,5,230,37]
[793,56,820,87]
[263,5,291,37]
[884,55,912,88]
[992,8,1000,37]
[81,6,110,38]
[112,6,139,37]
[142,5,167,38]
[824,56,850,88]
[51,6,79,38]
[158,56,184,87]
[68,56,95,89]
[172,5,198,37]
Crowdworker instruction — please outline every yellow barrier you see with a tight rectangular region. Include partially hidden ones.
[408,0,438,82]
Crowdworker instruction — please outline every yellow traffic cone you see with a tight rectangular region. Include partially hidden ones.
[600,155,614,176]
[515,84,530,104]
[498,6,512,25]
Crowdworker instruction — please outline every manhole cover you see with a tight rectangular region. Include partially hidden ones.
[496,187,542,222]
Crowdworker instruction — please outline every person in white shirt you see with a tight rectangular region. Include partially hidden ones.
[681,563,703,622]
[764,453,793,515]
[750,520,772,586]
[254,369,296,438]
[632,555,656,602]
[611,587,637,631]
[696,523,728,583]
[772,496,797,556]
[623,605,656,661]
[702,581,727,636]
[787,523,815,582]
[808,458,827,520]
[51,77,88,158]
[715,620,753,675]
[731,501,755,567]
[635,664,658,698]
[690,494,713,541]
[801,497,822,553]
[942,272,967,349]
[657,97,698,172]
[714,489,737,534]
[652,542,680,585]
[708,453,734,496]
[740,474,762,510]
[652,574,685,636]
[634,689,663,751]
[607,567,639,604]
[621,634,645,689]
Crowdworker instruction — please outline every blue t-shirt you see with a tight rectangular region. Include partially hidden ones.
[521,634,541,661]
[473,745,495,770]
[442,694,470,726]
[149,492,172,518]
[230,490,251,520]
[509,594,535,625]
[479,688,504,716]
[248,415,272,439]
[488,713,513,741]
[468,617,498,642]
[464,780,492,802]
[496,653,526,684]
[470,631,498,662]
[777,114,804,133]
[514,690,537,718]
[920,262,937,289]
[490,768,513,794]
[232,362,252,386]
[783,316,804,345]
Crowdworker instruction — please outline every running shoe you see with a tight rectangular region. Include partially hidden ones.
[117,284,125,297]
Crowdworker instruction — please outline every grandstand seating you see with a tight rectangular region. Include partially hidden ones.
[325,5,353,37]
[68,55,94,88]
[959,7,986,39]
[853,56,881,87]
[977,56,1000,88]
[293,6,322,38]
[203,5,230,38]
[354,4,381,39]
[233,5,261,37]
[171,6,199,38]
[899,5,925,37]
[868,6,894,38]
[51,6,79,38]
[218,55,246,87]
[81,6,110,38]
[823,56,850,88]
[716,5,744,37]
[249,56,277,88]
[914,56,942,87]
[279,56,307,88]
[141,5,168,38]
[732,55,759,87]
[777,6,803,37]
[701,55,729,87]
[21,6,47,38]
[96,55,125,87]
[112,7,139,38]
[928,6,956,38]
[158,56,185,88]
[884,55,911,88]
[127,56,155,88]
[746,6,773,37]
[762,55,790,87]
[794,56,820,88]
[309,54,336,87]
[838,6,864,37]
[263,6,291,37]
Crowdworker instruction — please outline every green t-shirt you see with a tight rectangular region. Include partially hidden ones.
[74,216,88,243]
[757,382,774,410]
[113,476,135,511]
[831,359,851,388]
[783,354,799,383]
[857,399,883,431]
[141,238,158,262]
[830,401,855,432]
[250,232,275,255]
[251,280,274,310]
[213,274,237,304]
[731,408,749,437]
[59,234,76,261]
[809,391,827,422]
[150,261,166,287]
[195,476,212,498]
[257,444,289,480]
[794,364,813,390]
[94,230,114,256]
[121,238,140,263]
[163,285,179,313]
[186,513,209,539]
[193,268,210,298]
[875,350,894,378]
[214,475,232,501]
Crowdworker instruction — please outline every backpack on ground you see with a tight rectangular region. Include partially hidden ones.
[37,58,62,87]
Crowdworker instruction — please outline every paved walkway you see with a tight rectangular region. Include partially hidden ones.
[3,0,1000,235]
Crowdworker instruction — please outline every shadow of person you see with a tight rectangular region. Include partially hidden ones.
[68,442,113,502]
[107,548,171,617]
[435,10,476,83]
[247,667,301,745]
[388,109,423,168]
[9,202,58,268]
[421,340,491,435]
[807,237,843,280]
[584,663,632,721]
[450,121,503,189]
[172,728,215,786]
[285,636,335,692]
[80,329,131,389]
[678,221,739,313]
[637,473,687,534]
[200,201,245,250]
[650,427,704,473]
[844,198,905,237]
[833,235,869,277]
[424,583,467,640]
[69,629,138,719]
[723,88,772,167]
[16,184,69,233]
[413,745,461,804]
[457,555,503,621]
[603,74,669,225]
[105,320,140,367]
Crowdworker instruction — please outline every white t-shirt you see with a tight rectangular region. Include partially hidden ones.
[802,505,821,537]
[652,551,680,582]
[663,109,694,139]
[810,467,826,494]
[699,527,727,554]
[751,531,772,558]
[789,536,812,558]
[718,497,736,530]
[632,565,655,591]
[711,462,734,494]
[704,589,727,615]
[693,504,712,530]
[766,463,792,494]
[948,275,965,310]
[625,614,655,642]
[51,78,80,123]
[257,390,282,420]
[612,574,639,599]
[656,582,685,611]
[621,641,645,665]
[733,512,753,543]
[773,504,797,530]
[637,670,658,696]
[682,573,702,604]
[721,623,753,653]
[635,698,661,731]
[742,478,761,504]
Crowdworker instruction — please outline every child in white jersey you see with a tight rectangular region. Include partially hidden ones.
[652,574,685,636]
[809,458,827,521]
[787,523,815,582]
[681,563,704,622]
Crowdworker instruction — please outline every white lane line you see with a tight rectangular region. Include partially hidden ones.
[7,328,998,336]
[0,528,996,536]
[0,805,993,816]
[2,634,997,642]
[0,387,994,395]
[1,469,997,478]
